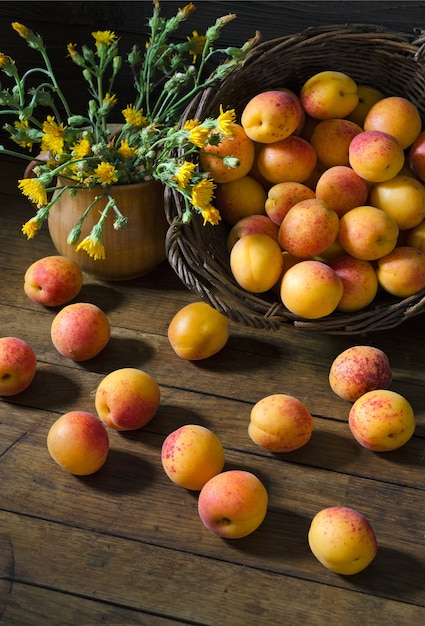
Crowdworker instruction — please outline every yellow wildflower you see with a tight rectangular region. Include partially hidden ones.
[122,104,148,128]
[94,162,119,185]
[18,178,47,208]
[217,106,236,137]
[174,161,196,189]
[11,22,30,40]
[201,205,221,226]
[66,43,78,57]
[76,236,106,260]
[191,178,216,208]
[0,52,14,68]
[118,140,137,159]
[22,218,41,239]
[187,31,206,63]
[92,30,117,47]
[41,116,67,155]
[71,138,91,158]
[65,163,82,180]
[183,119,200,131]
[14,119,28,132]
[12,120,33,149]
[104,92,118,107]
[178,3,195,19]
[188,124,210,148]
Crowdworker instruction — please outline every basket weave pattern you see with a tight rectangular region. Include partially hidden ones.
[165,24,425,333]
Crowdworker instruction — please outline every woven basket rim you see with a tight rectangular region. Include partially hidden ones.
[165,23,425,334]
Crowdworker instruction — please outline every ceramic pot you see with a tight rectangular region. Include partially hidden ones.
[47,178,168,280]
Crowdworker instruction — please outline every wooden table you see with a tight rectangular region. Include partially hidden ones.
[1,2,425,622]
[1,149,424,625]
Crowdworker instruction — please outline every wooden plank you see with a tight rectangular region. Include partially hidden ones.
[1,350,424,491]
[1,511,424,625]
[1,7,425,622]
[0,581,183,626]
[0,286,424,430]
[1,413,424,606]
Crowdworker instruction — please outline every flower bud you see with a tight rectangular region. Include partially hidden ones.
[67,225,82,245]
[82,45,95,63]
[127,45,142,65]
[113,55,122,72]
[68,115,87,126]
[113,215,128,230]
[222,156,240,169]
[89,100,97,115]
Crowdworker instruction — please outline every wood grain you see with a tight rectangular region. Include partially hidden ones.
[1,157,424,624]
[1,1,425,622]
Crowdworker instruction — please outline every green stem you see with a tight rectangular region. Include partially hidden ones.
[0,146,39,161]
[0,109,43,129]
[37,44,72,119]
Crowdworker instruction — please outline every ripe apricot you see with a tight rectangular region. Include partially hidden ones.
[47,411,109,475]
[168,301,229,360]
[256,135,317,184]
[249,393,314,452]
[199,124,255,183]
[50,302,110,361]
[215,175,267,224]
[230,233,284,293]
[280,260,343,319]
[161,424,225,490]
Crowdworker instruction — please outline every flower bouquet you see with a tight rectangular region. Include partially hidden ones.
[0,1,259,261]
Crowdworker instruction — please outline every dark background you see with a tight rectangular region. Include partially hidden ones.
[1,1,425,142]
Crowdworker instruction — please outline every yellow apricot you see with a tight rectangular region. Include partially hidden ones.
[230,233,284,293]
[168,301,229,360]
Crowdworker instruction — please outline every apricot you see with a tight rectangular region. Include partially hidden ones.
[329,345,392,402]
[308,507,377,575]
[406,219,425,252]
[24,255,83,307]
[349,389,415,451]
[168,301,229,360]
[364,96,422,150]
[256,135,317,184]
[376,246,425,297]
[315,166,368,218]
[278,198,339,259]
[310,118,362,168]
[161,424,225,490]
[199,124,255,183]
[230,233,284,293]
[50,302,110,361]
[300,71,358,119]
[198,470,268,538]
[47,411,109,475]
[369,175,425,231]
[345,84,384,127]
[330,256,378,313]
[348,130,405,183]
[280,260,343,319]
[338,205,399,261]
[214,175,267,225]
[95,368,161,431]
[265,181,315,226]
[0,336,37,396]
[227,215,279,251]
[249,393,314,452]
[241,89,303,143]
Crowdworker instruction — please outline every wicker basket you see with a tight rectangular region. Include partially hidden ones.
[165,23,425,334]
